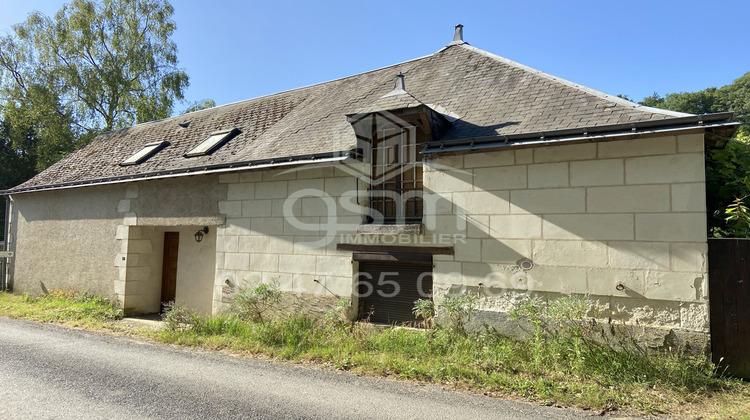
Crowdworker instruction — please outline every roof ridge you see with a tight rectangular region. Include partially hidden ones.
[452,43,691,118]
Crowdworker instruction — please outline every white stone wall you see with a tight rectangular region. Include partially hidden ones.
[425,133,710,333]
[213,165,363,314]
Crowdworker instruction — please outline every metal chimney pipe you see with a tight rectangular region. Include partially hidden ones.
[453,24,464,42]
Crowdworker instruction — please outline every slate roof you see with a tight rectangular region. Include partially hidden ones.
[10,40,693,192]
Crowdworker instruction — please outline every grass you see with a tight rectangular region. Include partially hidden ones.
[1,290,749,418]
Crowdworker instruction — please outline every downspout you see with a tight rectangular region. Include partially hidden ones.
[1,195,9,292]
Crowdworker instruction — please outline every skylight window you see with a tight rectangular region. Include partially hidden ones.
[120,141,170,166]
[184,128,241,157]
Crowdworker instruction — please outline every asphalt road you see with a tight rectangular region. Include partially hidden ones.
[0,317,594,419]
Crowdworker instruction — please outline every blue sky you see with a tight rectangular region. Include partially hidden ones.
[2,0,749,114]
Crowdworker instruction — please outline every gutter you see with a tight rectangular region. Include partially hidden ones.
[423,113,738,154]
[2,150,358,196]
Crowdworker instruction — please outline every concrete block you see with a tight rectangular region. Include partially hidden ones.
[218,201,242,217]
[677,133,704,153]
[569,159,624,186]
[223,218,253,236]
[645,271,704,302]
[289,179,325,194]
[293,236,328,255]
[510,188,586,214]
[224,253,250,270]
[227,183,255,200]
[515,149,533,164]
[216,235,238,253]
[250,218,283,236]
[543,214,634,240]
[434,154,464,169]
[609,241,670,270]
[527,162,569,188]
[316,256,352,277]
[466,215,490,238]
[453,191,510,215]
[532,240,608,267]
[323,276,354,297]
[262,168,297,181]
[255,181,288,199]
[293,273,324,295]
[239,171,263,183]
[474,166,527,191]
[424,215,467,236]
[238,235,269,253]
[123,212,137,226]
[324,177,355,197]
[526,265,587,294]
[463,150,515,168]
[423,168,474,193]
[671,242,707,273]
[433,262,464,286]
[489,214,542,239]
[218,173,239,183]
[587,268,644,296]
[422,191,453,216]
[625,153,704,184]
[454,238,482,262]
[268,236,294,254]
[295,166,334,180]
[480,239,531,263]
[587,185,670,213]
[279,254,316,274]
[251,253,279,272]
[635,213,706,242]
[115,225,128,240]
[534,143,596,163]
[598,136,676,158]
[671,183,706,212]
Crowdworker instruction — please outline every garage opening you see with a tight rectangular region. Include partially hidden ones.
[356,255,433,325]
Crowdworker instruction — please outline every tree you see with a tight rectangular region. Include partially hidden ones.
[182,99,215,114]
[639,73,750,237]
[0,0,189,176]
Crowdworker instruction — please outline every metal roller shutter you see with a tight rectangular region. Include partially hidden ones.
[358,261,433,325]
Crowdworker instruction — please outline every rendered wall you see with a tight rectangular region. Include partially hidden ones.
[425,132,709,343]
[10,186,125,299]
[10,175,224,314]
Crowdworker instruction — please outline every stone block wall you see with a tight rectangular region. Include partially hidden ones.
[425,133,710,337]
[213,164,364,314]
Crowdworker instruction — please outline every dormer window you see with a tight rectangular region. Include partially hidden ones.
[369,125,424,223]
[120,141,169,166]
[184,128,241,157]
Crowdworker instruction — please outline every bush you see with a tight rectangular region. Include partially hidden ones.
[162,300,201,331]
[412,298,435,329]
[437,294,477,336]
[232,281,282,323]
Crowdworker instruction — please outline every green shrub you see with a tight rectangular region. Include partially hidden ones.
[232,281,282,323]
[412,298,435,329]
[438,294,477,336]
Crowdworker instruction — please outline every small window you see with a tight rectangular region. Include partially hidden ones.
[120,141,170,166]
[184,128,241,157]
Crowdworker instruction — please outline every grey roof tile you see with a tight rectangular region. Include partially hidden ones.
[11,43,688,191]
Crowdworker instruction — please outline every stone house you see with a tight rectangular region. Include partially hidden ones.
[1,26,738,347]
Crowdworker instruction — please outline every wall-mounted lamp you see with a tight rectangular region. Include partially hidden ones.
[194,226,209,243]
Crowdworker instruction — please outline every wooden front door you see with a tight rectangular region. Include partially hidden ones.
[160,232,179,312]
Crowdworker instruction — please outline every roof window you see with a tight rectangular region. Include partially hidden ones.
[184,128,241,157]
[120,141,169,166]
